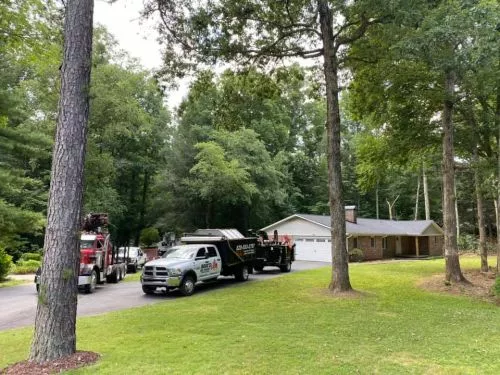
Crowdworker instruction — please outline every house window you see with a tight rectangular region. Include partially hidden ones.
[305,238,314,242]
[434,236,437,244]
[370,237,375,247]
[382,238,387,250]
[316,239,326,242]
[353,238,358,248]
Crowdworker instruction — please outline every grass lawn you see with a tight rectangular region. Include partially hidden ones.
[123,270,142,282]
[0,278,28,288]
[1,257,499,374]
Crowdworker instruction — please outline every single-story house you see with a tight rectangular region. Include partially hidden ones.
[260,206,444,262]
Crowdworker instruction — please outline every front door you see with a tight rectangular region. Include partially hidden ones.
[206,246,221,278]
[195,247,209,280]
[396,236,402,255]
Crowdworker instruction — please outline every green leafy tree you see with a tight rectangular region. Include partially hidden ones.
[84,33,171,246]
[145,0,407,293]
[348,0,499,282]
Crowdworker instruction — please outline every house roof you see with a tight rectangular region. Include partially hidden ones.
[261,214,443,237]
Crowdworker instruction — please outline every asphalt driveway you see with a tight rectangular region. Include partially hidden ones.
[0,260,328,331]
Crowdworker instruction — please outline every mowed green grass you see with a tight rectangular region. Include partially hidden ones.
[0,257,499,374]
[0,278,27,288]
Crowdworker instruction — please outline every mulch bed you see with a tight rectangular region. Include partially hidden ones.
[1,351,99,375]
[418,269,498,304]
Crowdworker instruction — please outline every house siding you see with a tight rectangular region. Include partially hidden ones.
[263,215,444,262]
[263,217,331,238]
[429,235,444,256]
[350,236,384,261]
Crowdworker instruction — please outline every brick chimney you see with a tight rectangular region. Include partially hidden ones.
[345,206,357,224]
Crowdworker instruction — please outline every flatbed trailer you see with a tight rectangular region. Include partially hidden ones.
[181,229,256,279]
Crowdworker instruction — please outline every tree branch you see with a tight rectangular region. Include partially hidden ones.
[336,15,383,49]
[243,48,323,59]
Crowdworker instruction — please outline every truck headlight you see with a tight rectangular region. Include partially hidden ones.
[79,263,93,274]
[167,268,182,277]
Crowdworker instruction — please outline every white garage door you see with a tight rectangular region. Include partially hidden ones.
[294,237,331,262]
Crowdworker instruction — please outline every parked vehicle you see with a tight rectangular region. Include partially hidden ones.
[35,213,127,293]
[118,246,147,272]
[254,230,295,272]
[140,228,294,296]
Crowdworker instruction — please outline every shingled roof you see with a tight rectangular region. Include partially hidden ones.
[263,214,443,236]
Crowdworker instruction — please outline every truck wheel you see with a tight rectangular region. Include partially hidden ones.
[142,285,156,295]
[235,265,249,281]
[85,270,98,293]
[180,275,195,296]
[106,271,118,283]
[131,264,137,273]
[280,260,292,273]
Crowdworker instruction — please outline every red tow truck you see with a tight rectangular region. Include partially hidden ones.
[35,213,127,293]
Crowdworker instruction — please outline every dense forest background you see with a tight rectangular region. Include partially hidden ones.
[1,0,499,261]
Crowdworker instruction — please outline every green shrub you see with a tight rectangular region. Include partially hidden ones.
[20,252,42,262]
[11,259,41,274]
[494,276,500,298]
[140,227,160,248]
[349,248,364,262]
[0,249,13,281]
[457,234,478,252]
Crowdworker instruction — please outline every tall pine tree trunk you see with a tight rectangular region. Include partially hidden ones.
[30,0,94,362]
[465,104,489,272]
[442,70,466,283]
[414,174,420,220]
[318,0,352,293]
[423,165,430,220]
[473,146,488,272]
[496,54,500,273]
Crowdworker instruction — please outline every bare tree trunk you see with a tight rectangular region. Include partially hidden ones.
[318,0,351,293]
[423,165,430,220]
[454,178,460,238]
[414,174,420,220]
[465,104,488,272]
[386,195,400,220]
[376,180,380,219]
[139,170,149,233]
[30,0,94,362]
[474,151,488,272]
[495,200,499,273]
[496,54,500,273]
[442,70,466,283]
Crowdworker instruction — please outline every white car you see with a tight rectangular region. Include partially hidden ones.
[118,246,147,273]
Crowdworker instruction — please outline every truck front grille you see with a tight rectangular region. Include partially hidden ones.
[144,266,168,277]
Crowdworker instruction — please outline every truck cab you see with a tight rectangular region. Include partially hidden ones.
[141,244,222,296]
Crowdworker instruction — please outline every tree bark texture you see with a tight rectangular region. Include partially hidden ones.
[30,0,94,362]
[423,165,430,220]
[469,112,488,272]
[318,0,352,293]
[441,70,466,283]
[496,50,500,273]
[495,199,499,273]
[414,173,420,220]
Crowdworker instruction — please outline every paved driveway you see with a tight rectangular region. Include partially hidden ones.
[0,260,328,331]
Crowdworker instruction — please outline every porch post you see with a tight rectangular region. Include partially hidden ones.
[415,237,420,257]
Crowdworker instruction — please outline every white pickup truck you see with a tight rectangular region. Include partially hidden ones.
[141,244,227,296]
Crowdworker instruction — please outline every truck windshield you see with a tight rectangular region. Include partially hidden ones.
[163,247,195,260]
[80,240,94,249]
